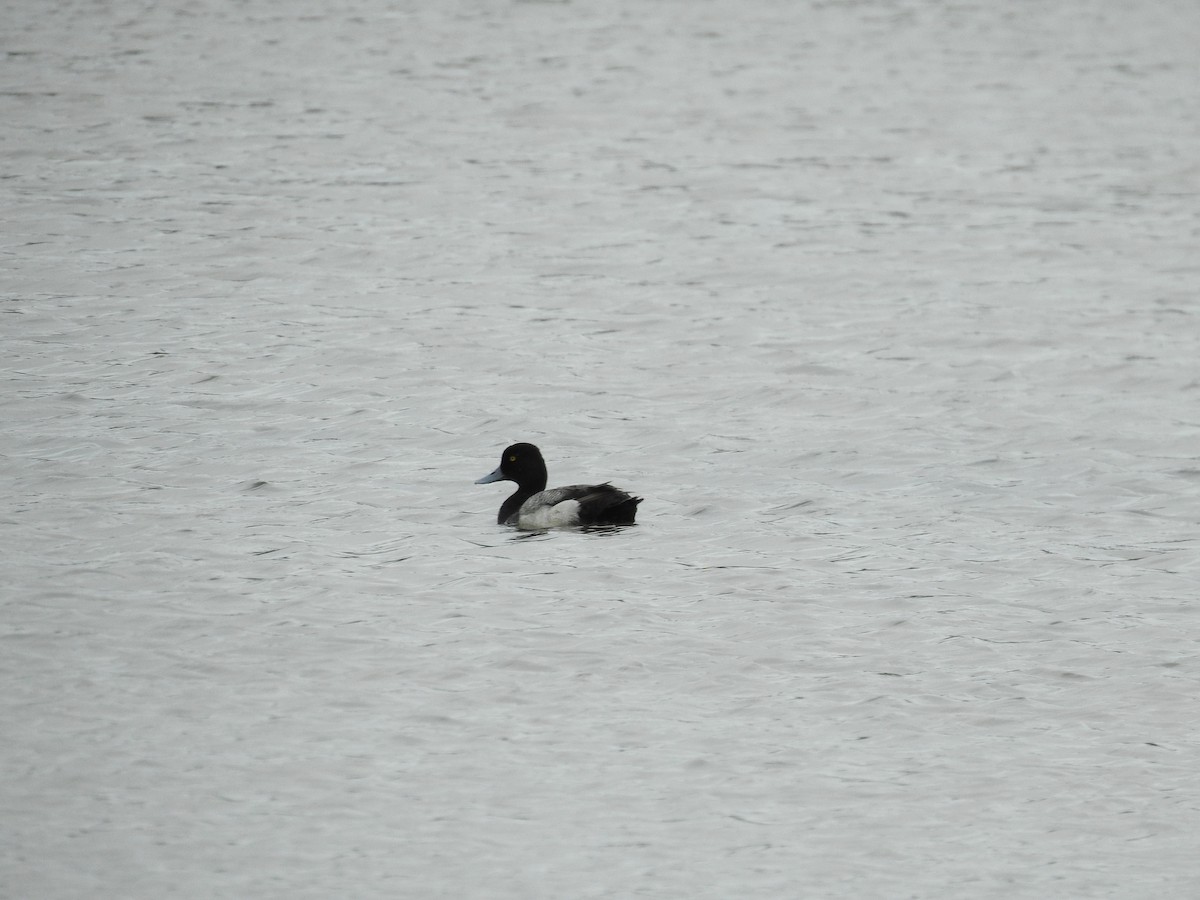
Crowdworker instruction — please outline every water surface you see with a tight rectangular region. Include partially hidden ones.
[3,1,1199,897]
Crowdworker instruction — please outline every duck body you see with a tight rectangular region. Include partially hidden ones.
[476,442,641,529]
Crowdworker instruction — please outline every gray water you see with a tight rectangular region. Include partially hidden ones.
[4,1,1199,897]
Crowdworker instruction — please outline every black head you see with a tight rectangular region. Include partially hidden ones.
[475,442,548,491]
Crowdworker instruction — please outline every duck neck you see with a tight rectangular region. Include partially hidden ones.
[498,487,534,525]
[498,470,546,525]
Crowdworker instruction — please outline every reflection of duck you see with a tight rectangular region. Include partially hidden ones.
[476,443,642,529]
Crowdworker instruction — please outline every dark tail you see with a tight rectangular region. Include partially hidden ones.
[580,486,642,525]
[603,494,642,525]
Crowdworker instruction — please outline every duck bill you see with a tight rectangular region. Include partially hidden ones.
[475,467,505,485]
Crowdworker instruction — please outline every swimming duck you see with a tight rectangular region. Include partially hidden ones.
[475,442,642,529]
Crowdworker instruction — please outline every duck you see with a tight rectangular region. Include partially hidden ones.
[475,442,642,529]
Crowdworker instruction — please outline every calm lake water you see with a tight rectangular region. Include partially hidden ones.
[4,0,1199,897]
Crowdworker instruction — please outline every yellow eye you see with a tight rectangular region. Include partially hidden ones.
[508,455,516,462]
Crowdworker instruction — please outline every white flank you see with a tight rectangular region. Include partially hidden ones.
[517,500,581,530]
